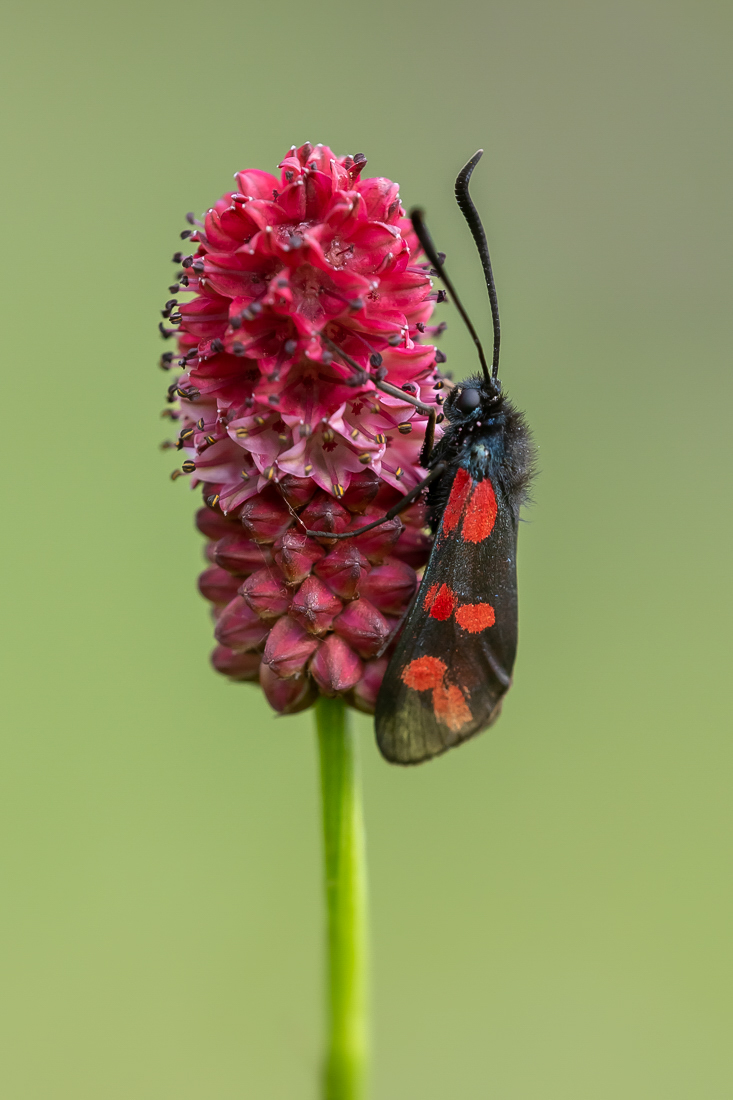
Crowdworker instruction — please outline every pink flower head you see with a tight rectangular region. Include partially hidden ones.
[162,143,447,714]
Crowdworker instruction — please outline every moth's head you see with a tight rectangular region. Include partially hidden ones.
[445,375,501,424]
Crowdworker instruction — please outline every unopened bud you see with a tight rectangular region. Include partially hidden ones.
[211,645,261,682]
[241,488,293,544]
[332,597,391,658]
[195,506,234,540]
[348,508,403,564]
[279,474,317,510]
[358,557,418,614]
[309,634,363,696]
[198,566,241,606]
[341,470,380,514]
[213,534,271,576]
[313,541,369,600]
[274,530,326,586]
[240,566,291,620]
[352,657,389,712]
[259,663,318,714]
[393,523,432,569]
[290,575,343,635]
[263,615,320,678]
[300,492,351,543]
[214,596,270,651]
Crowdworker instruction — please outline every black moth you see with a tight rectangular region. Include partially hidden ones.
[308,150,534,764]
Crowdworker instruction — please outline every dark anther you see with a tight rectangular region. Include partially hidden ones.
[159,355,173,371]
[161,308,171,319]
[172,252,183,263]
[388,334,401,346]
[185,349,198,360]
[185,212,196,224]
[434,321,447,335]
[284,171,294,182]
[168,283,180,294]
[180,275,189,287]
[436,394,444,404]
[437,290,448,303]
[401,382,417,394]
[349,298,364,310]
[436,413,445,424]
[181,460,196,473]
[416,323,425,333]
[165,299,178,310]
[345,371,368,387]
[180,229,192,239]
[232,342,245,355]
[230,314,242,329]
[160,351,174,363]
[375,366,387,382]
[159,322,174,339]
[211,338,224,353]
[272,190,279,199]
[268,394,280,404]
[284,339,298,355]
[182,256,193,268]
[180,428,194,442]
[437,252,446,265]
[435,349,447,363]
[177,359,187,367]
[398,423,413,435]
[369,353,383,368]
[197,418,205,429]
[170,313,182,324]
[353,153,367,168]
[192,260,205,274]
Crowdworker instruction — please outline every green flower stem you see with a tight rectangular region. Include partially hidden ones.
[315,696,368,1100]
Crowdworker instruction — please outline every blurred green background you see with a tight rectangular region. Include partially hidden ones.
[1,0,731,1096]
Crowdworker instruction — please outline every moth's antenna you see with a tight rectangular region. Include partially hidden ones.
[410,209,491,385]
[455,150,500,378]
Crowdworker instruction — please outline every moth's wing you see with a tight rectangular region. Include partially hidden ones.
[375,477,518,765]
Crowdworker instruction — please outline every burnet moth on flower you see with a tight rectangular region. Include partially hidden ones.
[304,151,535,763]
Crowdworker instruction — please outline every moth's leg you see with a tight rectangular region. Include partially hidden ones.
[302,462,447,540]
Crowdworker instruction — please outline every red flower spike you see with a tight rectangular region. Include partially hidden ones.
[351,657,389,713]
[214,596,270,651]
[198,565,241,606]
[332,597,391,658]
[359,557,418,614]
[213,534,271,576]
[260,663,317,714]
[167,143,448,712]
[313,542,370,601]
[263,614,320,678]
[290,575,344,636]
[240,488,294,544]
[310,635,363,696]
[240,566,291,620]
[211,645,261,682]
[273,530,326,586]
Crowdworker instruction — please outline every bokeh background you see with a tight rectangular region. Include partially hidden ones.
[1,0,731,1096]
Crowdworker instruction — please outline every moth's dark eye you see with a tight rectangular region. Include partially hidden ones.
[455,387,480,414]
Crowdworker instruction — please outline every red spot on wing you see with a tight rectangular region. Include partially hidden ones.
[462,478,497,543]
[441,468,472,535]
[455,602,495,633]
[433,682,472,732]
[400,654,472,733]
[422,583,439,611]
[428,583,457,620]
[401,655,446,691]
